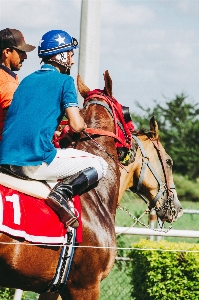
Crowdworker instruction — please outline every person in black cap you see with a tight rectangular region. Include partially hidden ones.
[0,28,35,140]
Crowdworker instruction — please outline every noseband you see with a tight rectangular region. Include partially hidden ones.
[131,135,176,216]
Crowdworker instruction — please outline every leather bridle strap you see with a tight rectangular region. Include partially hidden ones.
[150,139,173,198]
[131,135,175,207]
[84,100,113,116]
[84,93,132,146]
[85,128,129,148]
[83,99,130,148]
[85,100,127,138]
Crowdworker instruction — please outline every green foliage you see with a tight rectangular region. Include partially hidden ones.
[0,288,15,300]
[131,94,199,181]
[174,174,199,202]
[0,288,38,300]
[22,291,39,299]
[128,240,199,300]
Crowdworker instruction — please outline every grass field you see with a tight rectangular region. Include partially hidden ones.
[116,190,199,245]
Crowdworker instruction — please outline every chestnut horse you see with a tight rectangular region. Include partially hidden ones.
[119,123,182,221]
[38,72,183,300]
[0,71,182,300]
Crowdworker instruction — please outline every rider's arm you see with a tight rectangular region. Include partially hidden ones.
[65,106,86,132]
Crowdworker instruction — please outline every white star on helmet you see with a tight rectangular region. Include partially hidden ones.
[55,34,66,46]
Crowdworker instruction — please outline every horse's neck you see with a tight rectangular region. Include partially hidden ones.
[78,104,120,213]
[118,134,148,202]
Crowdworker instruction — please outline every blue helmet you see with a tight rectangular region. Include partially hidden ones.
[38,30,79,58]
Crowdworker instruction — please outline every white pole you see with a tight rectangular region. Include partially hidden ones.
[157,218,164,241]
[13,289,23,300]
[78,0,101,107]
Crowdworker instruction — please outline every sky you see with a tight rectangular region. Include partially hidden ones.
[0,0,199,113]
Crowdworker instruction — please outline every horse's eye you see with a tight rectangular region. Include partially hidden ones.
[166,159,172,167]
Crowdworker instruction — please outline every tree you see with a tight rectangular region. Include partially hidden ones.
[131,93,199,181]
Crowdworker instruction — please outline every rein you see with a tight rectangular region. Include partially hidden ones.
[131,135,176,212]
[82,130,128,171]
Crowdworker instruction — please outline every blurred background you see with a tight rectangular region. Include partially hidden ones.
[1,0,199,111]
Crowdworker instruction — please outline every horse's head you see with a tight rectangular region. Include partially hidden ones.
[77,70,134,163]
[76,71,137,215]
[119,116,183,224]
[77,70,114,136]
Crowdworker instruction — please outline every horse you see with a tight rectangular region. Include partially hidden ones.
[38,72,183,300]
[0,70,126,300]
[119,123,182,222]
[0,70,182,300]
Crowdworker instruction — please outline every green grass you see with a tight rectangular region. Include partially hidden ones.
[173,174,199,202]
[0,289,39,300]
[22,291,39,300]
[116,190,199,245]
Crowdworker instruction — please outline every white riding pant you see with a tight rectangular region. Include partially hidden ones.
[22,148,108,183]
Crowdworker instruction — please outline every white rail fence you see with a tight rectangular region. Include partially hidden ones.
[116,208,199,239]
[115,227,199,238]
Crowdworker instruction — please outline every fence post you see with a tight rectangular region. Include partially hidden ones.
[13,289,23,300]
[157,218,164,241]
[149,210,157,241]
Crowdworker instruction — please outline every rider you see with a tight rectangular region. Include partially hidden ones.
[0,28,35,140]
[0,29,108,229]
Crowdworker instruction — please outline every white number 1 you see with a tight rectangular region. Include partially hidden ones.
[6,194,21,225]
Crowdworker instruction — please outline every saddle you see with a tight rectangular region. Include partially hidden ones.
[0,165,50,199]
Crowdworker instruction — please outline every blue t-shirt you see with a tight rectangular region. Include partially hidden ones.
[0,64,78,166]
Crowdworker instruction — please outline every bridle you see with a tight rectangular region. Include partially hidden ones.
[83,92,133,149]
[130,134,177,220]
[54,92,177,220]
[83,100,130,148]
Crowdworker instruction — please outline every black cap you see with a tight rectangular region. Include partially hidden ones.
[0,28,35,52]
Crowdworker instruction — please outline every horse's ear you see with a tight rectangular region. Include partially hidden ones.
[150,116,159,139]
[77,74,90,99]
[104,70,112,97]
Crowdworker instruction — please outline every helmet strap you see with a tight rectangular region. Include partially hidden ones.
[65,67,71,75]
[48,52,71,74]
